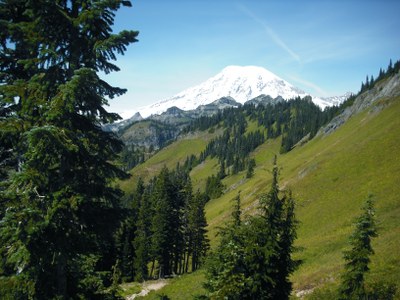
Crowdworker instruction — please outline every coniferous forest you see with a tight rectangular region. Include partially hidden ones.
[1,1,400,299]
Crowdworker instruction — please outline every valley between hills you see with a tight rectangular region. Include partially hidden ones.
[118,67,400,299]
[2,2,399,299]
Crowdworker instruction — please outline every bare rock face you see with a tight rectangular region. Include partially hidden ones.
[319,71,400,136]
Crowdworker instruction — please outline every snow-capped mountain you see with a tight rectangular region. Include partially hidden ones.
[128,65,349,119]
[318,92,353,107]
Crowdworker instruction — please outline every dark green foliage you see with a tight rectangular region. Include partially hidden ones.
[150,167,177,277]
[149,167,209,277]
[114,217,136,282]
[115,179,144,282]
[156,293,171,300]
[120,166,209,279]
[200,124,265,173]
[186,191,210,272]
[339,195,378,300]
[192,95,341,164]
[205,174,224,199]
[183,154,199,172]
[183,110,224,133]
[250,157,299,299]
[204,158,299,299]
[0,0,138,298]
[204,200,248,299]
[119,145,146,171]
[246,158,256,178]
[367,281,397,300]
[132,187,152,281]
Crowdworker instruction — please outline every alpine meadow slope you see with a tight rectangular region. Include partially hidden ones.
[121,69,400,299]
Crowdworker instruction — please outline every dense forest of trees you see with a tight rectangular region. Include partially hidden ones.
[119,145,146,171]
[116,167,209,281]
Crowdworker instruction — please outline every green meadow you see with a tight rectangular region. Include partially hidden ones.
[124,96,400,298]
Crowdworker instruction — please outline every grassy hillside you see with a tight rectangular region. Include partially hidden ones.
[124,95,400,298]
[281,96,400,290]
[119,129,220,194]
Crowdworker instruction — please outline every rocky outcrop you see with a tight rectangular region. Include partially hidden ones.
[119,120,179,149]
[319,71,400,136]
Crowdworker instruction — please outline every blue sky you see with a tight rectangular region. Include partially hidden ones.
[105,0,400,116]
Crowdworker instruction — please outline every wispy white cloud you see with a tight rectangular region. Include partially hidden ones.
[237,4,301,64]
[288,74,329,97]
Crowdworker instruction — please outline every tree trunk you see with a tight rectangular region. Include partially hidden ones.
[185,251,190,273]
[56,252,67,299]
[150,259,155,279]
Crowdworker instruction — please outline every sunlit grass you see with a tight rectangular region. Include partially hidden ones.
[121,97,400,298]
[142,271,206,299]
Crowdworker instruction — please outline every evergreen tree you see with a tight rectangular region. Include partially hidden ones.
[204,157,299,299]
[388,59,393,75]
[0,1,138,298]
[339,195,378,300]
[246,158,256,178]
[218,160,226,179]
[205,174,224,199]
[204,193,248,299]
[151,167,174,278]
[275,190,299,299]
[187,191,210,272]
[133,188,152,281]
[378,68,384,81]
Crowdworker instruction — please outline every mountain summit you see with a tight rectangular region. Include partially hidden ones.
[135,66,345,118]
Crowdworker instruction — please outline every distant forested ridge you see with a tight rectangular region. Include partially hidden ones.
[119,58,400,174]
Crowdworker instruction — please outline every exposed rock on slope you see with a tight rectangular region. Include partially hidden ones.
[320,71,400,136]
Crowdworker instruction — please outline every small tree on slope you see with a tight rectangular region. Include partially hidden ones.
[339,195,377,300]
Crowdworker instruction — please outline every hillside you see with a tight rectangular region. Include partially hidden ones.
[287,94,400,291]
[121,71,400,299]
[119,129,222,195]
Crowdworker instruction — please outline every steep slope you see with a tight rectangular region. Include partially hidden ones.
[283,95,400,290]
[139,94,400,300]
[199,73,400,292]
[123,71,400,299]
[135,66,346,118]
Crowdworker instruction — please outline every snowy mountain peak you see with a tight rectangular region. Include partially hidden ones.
[220,65,281,82]
[134,66,344,118]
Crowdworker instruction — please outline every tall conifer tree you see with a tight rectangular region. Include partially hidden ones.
[187,191,209,272]
[0,1,138,298]
[204,157,298,299]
